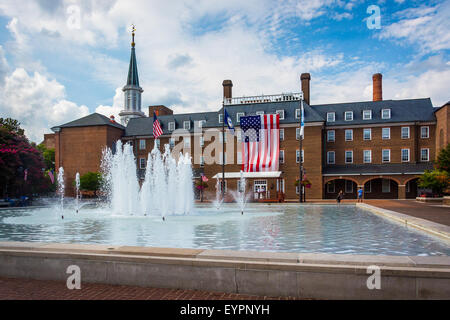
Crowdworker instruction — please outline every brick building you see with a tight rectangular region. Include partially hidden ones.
[49,37,449,200]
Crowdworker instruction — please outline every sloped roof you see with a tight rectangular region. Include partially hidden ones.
[51,113,125,131]
[127,47,140,87]
[312,98,436,126]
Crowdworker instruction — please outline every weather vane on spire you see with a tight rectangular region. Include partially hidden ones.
[131,24,136,47]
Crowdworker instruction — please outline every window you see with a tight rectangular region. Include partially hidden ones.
[218,114,223,123]
[381,109,391,119]
[344,111,353,121]
[139,139,146,150]
[200,156,205,167]
[327,130,335,142]
[327,181,335,193]
[406,181,410,193]
[363,110,372,120]
[345,129,353,141]
[199,136,204,147]
[183,121,191,130]
[256,111,264,116]
[275,110,285,120]
[327,151,335,164]
[237,152,243,164]
[169,138,175,148]
[236,129,242,142]
[345,151,353,163]
[296,128,304,140]
[363,150,372,163]
[184,137,190,148]
[363,128,372,140]
[345,180,353,193]
[421,148,429,161]
[382,149,391,162]
[279,129,284,141]
[236,112,245,123]
[168,122,175,131]
[296,150,304,163]
[401,127,410,139]
[364,181,371,193]
[327,112,335,122]
[279,150,285,164]
[197,120,206,128]
[154,139,160,149]
[421,126,429,138]
[382,128,390,140]
[401,149,410,162]
[295,109,301,119]
[139,158,146,169]
[382,179,390,193]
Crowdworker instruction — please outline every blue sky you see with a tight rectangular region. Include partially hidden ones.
[0,0,448,142]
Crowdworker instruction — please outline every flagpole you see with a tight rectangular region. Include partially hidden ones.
[299,98,304,203]
[222,102,225,199]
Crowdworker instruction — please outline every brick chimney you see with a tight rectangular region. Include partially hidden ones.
[109,115,116,123]
[222,80,233,101]
[373,73,383,101]
[148,105,173,117]
[301,73,311,105]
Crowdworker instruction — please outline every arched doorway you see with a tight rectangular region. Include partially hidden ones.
[324,179,357,199]
[363,178,398,199]
[405,178,419,199]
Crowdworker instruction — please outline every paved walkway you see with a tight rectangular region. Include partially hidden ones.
[364,200,450,226]
[0,277,297,300]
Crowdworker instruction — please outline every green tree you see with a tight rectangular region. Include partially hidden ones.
[418,169,449,196]
[0,118,25,136]
[37,143,55,170]
[436,143,450,173]
[79,172,102,195]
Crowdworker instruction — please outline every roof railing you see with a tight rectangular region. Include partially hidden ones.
[223,92,303,105]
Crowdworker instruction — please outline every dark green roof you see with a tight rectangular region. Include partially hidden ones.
[51,113,125,131]
[127,47,139,87]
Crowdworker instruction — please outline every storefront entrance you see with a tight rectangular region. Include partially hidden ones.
[254,180,268,200]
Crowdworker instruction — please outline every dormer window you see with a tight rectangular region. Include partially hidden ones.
[327,112,335,122]
[168,122,175,131]
[276,110,285,120]
[236,112,245,123]
[363,110,372,120]
[218,114,223,123]
[256,111,264,116]
[197,120,206,128]
[295,109,301,119]
[183,121,191,130]
[344,111,353,121]
[381,109,391,119]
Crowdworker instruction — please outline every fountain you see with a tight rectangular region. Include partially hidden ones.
[231,170,249,215]
[213,177,223,210]
[75,172,81,213]
[57,167,65,219]
[101,140,194,217]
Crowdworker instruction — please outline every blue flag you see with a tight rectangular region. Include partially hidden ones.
[224,109,235,135]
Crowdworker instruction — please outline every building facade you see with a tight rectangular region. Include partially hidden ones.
[49,37,450,200]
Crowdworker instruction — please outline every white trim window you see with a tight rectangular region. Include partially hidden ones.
[168,122,175,131]
[279,150,285,164]
[184,137,191,148]
[421,148,430,162]
[296,128,304,140]
[421,126,429,138]
[327,130,335,142]
[139,139,146,150]
[139,158,146,169]
[382,179,391,193]
[154,139,160,149]
[296,150,304,163]
[345,150,353,163]
[363,128,372,140]
[327,112,335,122]
[327,181,336,193]
[345,129,353,141]
[276,110,285,120]
[197,120,206,129]
[401,149,410,162]
[169,138,175,148]
[382,149,391,162]
[363,150,372,163]
[401,127,410,139]
[381,109,391,119]
[295,109,301,119]
[327,151,335,164]
[218,114,223,123]
[279,129,284,141]
[183,121,191,130]
[382,127,390,140]
[345,180,353,193]
[236,112,245,123]
[363,110,372,120]
[344,111,353,121]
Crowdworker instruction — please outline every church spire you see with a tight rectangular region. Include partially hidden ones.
[119,25,145,126]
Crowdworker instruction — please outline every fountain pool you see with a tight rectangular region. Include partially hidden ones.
[0,203,449,256]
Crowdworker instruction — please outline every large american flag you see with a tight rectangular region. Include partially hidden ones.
[240,114,280,172]
[153,112,163,138]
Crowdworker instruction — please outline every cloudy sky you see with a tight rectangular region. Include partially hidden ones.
[0,0,449,142]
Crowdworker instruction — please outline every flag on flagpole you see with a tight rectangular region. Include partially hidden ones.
[240,114,280,172]
[224,108,235,135]
[48,169,55,184]
[300,99,305,138]
[24,169,28,181]
[153,112,163,138]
